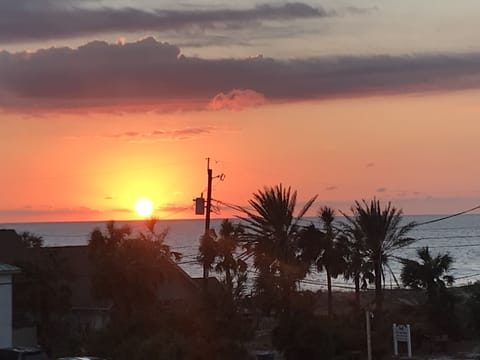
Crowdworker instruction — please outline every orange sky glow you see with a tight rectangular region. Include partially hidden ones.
[2,90,480,223]
[2,1,480,222]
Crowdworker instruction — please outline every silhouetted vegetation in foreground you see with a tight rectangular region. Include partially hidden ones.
[9,185,480,359]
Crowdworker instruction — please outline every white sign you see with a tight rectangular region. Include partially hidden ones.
[393,323,412,358]
[395,324,409,342]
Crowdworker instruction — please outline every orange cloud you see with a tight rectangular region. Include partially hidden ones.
[208,89,267,111]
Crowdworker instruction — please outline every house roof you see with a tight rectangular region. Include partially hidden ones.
[191,276,223,297]
[47,245,108,309]
[0,263,20,274]
[0,230,202,309]
[44,245,200,309]
[0,229,28,264]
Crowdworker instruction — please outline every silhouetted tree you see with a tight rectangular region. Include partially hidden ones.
[89,219,180,323]
[401,247,460,337]
[242,184,317,313]
[400,246,454,304]
[19,231,43,248]
[88,221,253,360]
[299,207,346,318]
[198,219,248,299]
[340,227,374,310]
[342,199,416,314]
[214,219,247,298]
[198,230,218,280]
[466,282,480,336]
[138,217,181,261]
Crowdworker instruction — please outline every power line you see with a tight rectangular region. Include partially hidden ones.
[299,278,357,290]
[213,198,480,229]
[456,272,480,281]
[416,235,480,241]
[212,198,249,214]
[413,224,480,231]
[404,243,480,249]
[416,205,480,226]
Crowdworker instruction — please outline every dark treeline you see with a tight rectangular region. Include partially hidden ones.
[10,184,480,359]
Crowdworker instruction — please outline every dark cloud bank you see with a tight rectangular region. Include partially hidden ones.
[2,37,480,112]
[0,0,327,43]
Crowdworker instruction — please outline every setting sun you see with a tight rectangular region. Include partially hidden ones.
[135,198,154,217]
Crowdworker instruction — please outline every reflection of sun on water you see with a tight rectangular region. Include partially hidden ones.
[135,198,154,217]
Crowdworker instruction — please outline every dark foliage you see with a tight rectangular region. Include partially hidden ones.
[466,282,480,335]
[400,246,454,304]
[299,207,347,318]
[272,292,363,360]
[13,236,73,355]
[198,219,248,299]
[88,219,179,323]
[241,184,317,314]
[342,199,416,315]
[87,220,253,360]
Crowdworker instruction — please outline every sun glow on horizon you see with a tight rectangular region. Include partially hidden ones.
[135,198,154,217]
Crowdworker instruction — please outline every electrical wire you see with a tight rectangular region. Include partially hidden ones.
[416,205,480,226]
[404,243,480,249]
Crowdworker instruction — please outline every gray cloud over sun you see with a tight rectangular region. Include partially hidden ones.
[2,37,480,112]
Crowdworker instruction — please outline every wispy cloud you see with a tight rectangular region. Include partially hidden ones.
[0,1,329,43]
[0,205,100,217]
[107,127,214,142]
[3,38,480,113]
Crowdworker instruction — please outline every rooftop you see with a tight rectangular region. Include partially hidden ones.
[0,262,20,274]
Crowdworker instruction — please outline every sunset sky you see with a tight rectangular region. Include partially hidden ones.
[2,0,480,222]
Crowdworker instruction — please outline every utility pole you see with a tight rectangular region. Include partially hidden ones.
[366,310,372,360]
[203,157,213,280]
[194,158,225,281]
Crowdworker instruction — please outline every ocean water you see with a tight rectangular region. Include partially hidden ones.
[1,214,480,289]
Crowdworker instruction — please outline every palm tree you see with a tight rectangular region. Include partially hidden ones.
[299,207,346,317]
[319,207,347,317]
[19,231,43,248]
[340,227,374,311]
[342,199,416,314]
[89,220,179,322]
[400,246,454,303]
[242,184,317,313]
[214,219,247,297]
[197,220,248,299]
[198,230,218,280]
[138,218,181,261]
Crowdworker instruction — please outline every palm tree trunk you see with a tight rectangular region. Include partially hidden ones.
[327,267,333,318]
[354,275,360,310]
[225,268,232,293]
[374,261,383,314]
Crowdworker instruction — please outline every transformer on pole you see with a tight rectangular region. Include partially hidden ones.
[194,196,205,215]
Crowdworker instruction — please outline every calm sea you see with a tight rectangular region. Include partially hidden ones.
[2,215,480,289]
